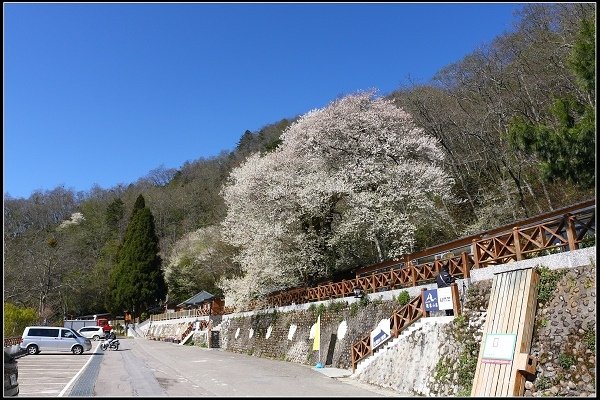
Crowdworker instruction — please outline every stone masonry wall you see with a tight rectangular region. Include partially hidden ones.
[219,300,398,369]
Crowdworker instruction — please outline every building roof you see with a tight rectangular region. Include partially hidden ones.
[177,290,214,307]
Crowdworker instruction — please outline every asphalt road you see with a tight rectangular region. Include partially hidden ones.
[89,338,396,397]
[17,337,398,397]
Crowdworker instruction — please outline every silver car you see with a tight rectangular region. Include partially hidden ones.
[20,326,92,355]
[77,326,105,341]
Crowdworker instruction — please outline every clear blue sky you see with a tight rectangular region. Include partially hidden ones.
[4,3,522,200]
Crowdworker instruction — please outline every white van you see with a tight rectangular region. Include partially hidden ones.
[20,326,92,355]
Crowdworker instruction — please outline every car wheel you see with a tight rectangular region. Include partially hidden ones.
[72,345,84,355]
[93,335,100,341]
[27,344,39,355]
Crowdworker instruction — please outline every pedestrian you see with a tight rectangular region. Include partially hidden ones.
[436,264,455,316]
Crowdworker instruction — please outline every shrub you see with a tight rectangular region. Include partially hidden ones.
[397,290,410,306]
[359,294,370,307]
[3,303,38,337]
[557,352,575,369]
[535,375,551,390]
[349,302,359,317]
[584,328,595,351]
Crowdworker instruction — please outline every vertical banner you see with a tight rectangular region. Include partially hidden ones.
[312,315,320,351]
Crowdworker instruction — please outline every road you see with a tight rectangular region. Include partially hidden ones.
[17,337,399,397]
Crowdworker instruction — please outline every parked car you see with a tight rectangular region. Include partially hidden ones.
[77,325,105,341]
[20,326,92,355]
[3,350,19,397]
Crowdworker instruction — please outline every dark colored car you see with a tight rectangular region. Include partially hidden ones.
[3,349,19,397]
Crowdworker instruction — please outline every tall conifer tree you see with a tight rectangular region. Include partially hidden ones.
[109,195,167,318]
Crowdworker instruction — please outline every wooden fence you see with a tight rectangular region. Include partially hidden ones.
[261,200,594,310]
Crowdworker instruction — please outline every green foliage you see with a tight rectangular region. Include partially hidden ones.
[584,328,595,351]
[456,346,478,388]
[349,302,359,317]
[109,195,167,317]
[557,352,575,369]
[580,233,596,248]
[105,198,124,232]
[359,294,370,308]
[327,300,345,313]
[397,290,410,306]
[316,303,326,316]
[453,314,467,329]
[3,303,38,336]
[537,266,567,304]
[506,16,596,190]
[569,18,595,92]
[535,375,552,390]
[434,358,450,381]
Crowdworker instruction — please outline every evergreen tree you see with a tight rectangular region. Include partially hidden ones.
[108,195,167,318]
[507,18,595,189]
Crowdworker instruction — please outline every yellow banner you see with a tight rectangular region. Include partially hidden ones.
[312,315,320,351]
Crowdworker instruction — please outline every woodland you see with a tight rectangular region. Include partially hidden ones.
[3,4,595,332]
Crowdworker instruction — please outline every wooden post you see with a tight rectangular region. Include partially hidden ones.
[472,239,480,269]
[351,346,356,373]
[513,227,522,261]
[461,252,470,279]
[421,288,427,318]
[451,282,461,316]
[565,214,577,251]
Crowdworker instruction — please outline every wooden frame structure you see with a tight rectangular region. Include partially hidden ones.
[471,268,540,396]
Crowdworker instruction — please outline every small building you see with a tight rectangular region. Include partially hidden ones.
[176,291,225,315]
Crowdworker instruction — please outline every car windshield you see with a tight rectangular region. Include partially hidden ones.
[71,329,84,338]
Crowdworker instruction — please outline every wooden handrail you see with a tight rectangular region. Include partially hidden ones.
[4,337,21,347]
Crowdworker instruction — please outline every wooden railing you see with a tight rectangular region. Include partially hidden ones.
[351,290,428,372]
[473,208,595,268]
[263,200,594,309]
[4,337,21,347]
[351,283,461,372]
[151,302,216,321]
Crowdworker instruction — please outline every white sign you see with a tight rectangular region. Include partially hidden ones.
[482,333,517,363]
[438,287,453,310]
[370,319,391,350]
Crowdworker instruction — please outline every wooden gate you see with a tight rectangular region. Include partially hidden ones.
[471,267,540,396]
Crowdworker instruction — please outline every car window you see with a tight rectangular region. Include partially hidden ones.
[61,329,74,338]
[28,328,60,337]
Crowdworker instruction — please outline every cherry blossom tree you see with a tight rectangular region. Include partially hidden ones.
[220,91,453,307]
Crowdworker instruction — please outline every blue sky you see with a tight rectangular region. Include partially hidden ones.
[4,3,522,200]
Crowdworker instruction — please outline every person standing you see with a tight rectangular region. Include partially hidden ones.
[436,265,455,316]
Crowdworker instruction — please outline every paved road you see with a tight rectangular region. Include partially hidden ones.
[79,338,396,397]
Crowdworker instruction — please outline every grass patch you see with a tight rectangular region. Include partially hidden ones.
[584,328,595,351]
[537,266,567,304]
[557,352,575,369]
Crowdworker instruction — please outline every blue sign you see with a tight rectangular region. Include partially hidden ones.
[372,329,389,349]
[424,289,439,311]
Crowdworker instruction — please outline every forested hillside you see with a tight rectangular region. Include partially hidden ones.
[3,4,595,328]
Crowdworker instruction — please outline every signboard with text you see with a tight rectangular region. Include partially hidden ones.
[481,333,517,364]
[424,287,453,311]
